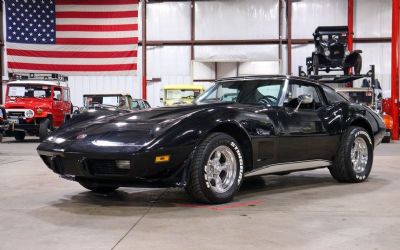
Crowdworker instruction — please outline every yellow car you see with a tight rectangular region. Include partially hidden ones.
[161,84,204,106]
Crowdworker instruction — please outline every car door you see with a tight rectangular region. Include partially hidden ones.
[244,80,284,169]
[277,80,332,162]
[62,88,71,115]
[52,87,64,127]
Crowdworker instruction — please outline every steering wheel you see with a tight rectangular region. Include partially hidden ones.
[258,95,277,105]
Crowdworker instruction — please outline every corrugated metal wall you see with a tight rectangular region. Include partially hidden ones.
[1,0,394,105]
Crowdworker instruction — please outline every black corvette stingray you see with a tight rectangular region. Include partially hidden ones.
[37,76,386,204]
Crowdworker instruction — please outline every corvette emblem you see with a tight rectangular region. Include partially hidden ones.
[76,133,87,140]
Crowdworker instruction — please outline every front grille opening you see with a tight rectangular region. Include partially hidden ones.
[329,44,345,59]
[40,156,64,174]
[7,111,25,117]
[87,159,131,176]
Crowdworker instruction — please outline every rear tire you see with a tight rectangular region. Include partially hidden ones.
[79,182,119,194]
[329,126,373,183]
[39,118,51,142]
[185,133,244,204]
[353,53,362,75]
[14,131,26,141]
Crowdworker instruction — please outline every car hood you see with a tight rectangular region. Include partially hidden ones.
[39,102,237,154]
[5,98,52,109]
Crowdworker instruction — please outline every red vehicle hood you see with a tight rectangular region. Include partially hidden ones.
[5,97,52,109]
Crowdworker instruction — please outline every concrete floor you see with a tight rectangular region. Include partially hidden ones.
[0,137,399,250]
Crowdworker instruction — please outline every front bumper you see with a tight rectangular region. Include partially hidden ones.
[10,123,39,132]
[37,145,193,188]
[7,118,40,135]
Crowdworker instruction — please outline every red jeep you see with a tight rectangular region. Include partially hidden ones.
[5,73,72,141]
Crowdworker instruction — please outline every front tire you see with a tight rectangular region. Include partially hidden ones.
[185,133,244,204]
[79,182,119,194]
[14,131,26,141]
[329,126,373,183]
[39,118,52,142]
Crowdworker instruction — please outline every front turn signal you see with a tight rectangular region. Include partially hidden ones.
[383,114,393,130]
[155,155,170,163]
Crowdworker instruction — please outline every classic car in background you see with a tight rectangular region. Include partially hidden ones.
[38,75,385,204]
[81,93,150,112]
[65,94,150,129]
[161,84,204,106]
[307,26,362,75]
[5,73,72,141]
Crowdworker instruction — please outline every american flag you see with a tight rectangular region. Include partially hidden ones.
[6,0,138,75]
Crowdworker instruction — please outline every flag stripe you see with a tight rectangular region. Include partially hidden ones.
[56,24,138,32]
[7,43,137,52]
[57,11,138,19]
[57,30,138,39]
[56,17,138,25]
[7,49,137,58]
[8,56,137,65]
[57,0,139,5]
[8,68,138,76]
[8,62,137,72]
[56,37,138,45]
[56,4,138,12]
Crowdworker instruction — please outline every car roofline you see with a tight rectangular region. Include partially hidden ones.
[214,75,321,85]
[7,80,68,87]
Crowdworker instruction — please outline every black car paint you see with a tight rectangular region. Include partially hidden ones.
[37,76,386,188]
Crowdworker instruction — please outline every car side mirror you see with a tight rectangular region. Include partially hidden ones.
[295,94,313,112]
[160,98,164,101]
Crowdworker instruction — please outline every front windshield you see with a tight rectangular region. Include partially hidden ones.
[8,85,51,98]
[196,79,284,106]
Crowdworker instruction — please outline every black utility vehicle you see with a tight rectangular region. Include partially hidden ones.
[38,76,385,204]
[307,26,362,75]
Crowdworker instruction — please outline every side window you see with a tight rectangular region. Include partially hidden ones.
[322,85,347,104]
[63,89,69,101]
[53,88,62,101]
[256,84,282,106]
[284,82,323,110]
[144,101,150,108]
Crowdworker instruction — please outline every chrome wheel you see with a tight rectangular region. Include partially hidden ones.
[351,137,369,174]
[204,145,237,193]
